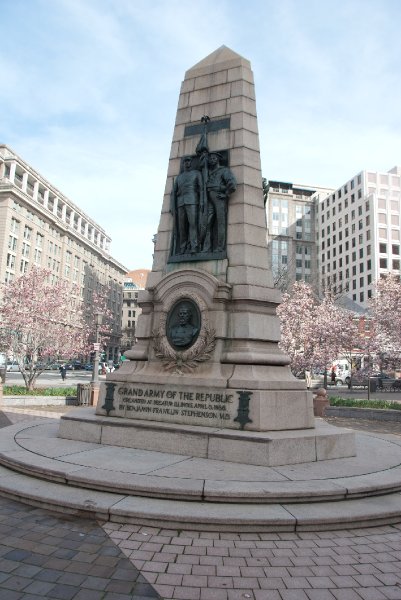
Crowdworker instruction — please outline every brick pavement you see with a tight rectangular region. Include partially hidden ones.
[103,522,401,599]
[1,407,401,599]
[0,496,161,599]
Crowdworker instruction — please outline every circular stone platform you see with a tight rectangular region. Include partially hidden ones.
[1,417,401,531]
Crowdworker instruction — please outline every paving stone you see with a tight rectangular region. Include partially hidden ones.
[280,590,310,599]
[306,590,337,599]
[226,591,255,600]
[200,588,228,599]
[254,591,281,600]
[156,572,183,586]
[380,587,401,599]
[172,585,201,599]
[73,590,105,600]
[355,587,388,599]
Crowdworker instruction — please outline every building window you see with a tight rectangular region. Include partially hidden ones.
[10,218,20,234]
[380,258,388,269]
[379,243,387,253]
[23,226,32,241]
[8,235,17,251]
[6,253,15,270]
[20,259,29,273]
[21,242,30,258]
[34,249,42,264]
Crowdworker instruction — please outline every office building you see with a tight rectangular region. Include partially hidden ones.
[0,144,128,361]
[318,166,401,308]
[121,269,149,353]
[265,180,333,291]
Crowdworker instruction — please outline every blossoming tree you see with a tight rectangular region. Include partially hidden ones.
[369,274,401,369]
[277,281,358,387]
[0,267,90,389]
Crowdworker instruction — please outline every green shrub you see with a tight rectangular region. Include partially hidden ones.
[329,396,401,410]
[3,386,77,397]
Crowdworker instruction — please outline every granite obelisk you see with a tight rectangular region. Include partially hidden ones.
[97,46,314,431]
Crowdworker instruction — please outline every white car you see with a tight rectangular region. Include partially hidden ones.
[6,361,20,372]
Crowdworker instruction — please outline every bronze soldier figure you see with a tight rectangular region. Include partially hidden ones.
[203,152,237,253]
[171,156,203,254]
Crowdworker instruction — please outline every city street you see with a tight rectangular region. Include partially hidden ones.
[4,372,401,404]
[3,370,106,388]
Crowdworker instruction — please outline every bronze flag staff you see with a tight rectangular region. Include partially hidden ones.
[196,115,210,249]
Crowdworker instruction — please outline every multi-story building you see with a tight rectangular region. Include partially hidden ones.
[121,269,149,353]
[317,166,401,308]
[0,144,128,361]
[265,180,333,291]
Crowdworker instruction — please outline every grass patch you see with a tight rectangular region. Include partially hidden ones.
[329,396,401,410]
[3,386,77,397]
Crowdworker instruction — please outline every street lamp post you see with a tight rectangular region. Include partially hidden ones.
[90,311,103,406]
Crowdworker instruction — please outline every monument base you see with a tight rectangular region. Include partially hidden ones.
[59,409,356,467]
[96,377,314,431]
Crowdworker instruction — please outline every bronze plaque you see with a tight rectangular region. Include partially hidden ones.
[166,299,201,350]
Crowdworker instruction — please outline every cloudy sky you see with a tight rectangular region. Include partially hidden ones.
[1,0,400,269]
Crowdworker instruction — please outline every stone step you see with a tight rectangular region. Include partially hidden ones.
[0,463,401,532]
[1,418,401,531]
[1,420,401,504]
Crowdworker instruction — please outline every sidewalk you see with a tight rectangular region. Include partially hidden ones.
[1,406,401,599]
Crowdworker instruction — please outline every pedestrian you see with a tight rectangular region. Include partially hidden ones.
[59,364,67,381]
[305,369,312,390]
[331,367,336,384]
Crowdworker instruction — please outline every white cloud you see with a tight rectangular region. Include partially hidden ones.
[1,0,400,268]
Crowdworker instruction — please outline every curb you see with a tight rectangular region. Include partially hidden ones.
[0,395,75,407]
[325,405,401,422]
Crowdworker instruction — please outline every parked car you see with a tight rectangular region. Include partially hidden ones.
[346,371,391,389]
[45,362,60,370]
[84,363,102,373]
[6,361,20,372]
[296,370,344,387]
[372,372,391,380]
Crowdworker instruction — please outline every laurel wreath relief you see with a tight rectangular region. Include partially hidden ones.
[153,324,216,374]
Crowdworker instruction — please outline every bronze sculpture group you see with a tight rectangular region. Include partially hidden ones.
[170,148,236,260]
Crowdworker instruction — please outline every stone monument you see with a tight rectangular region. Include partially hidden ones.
[59,46,355,466]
